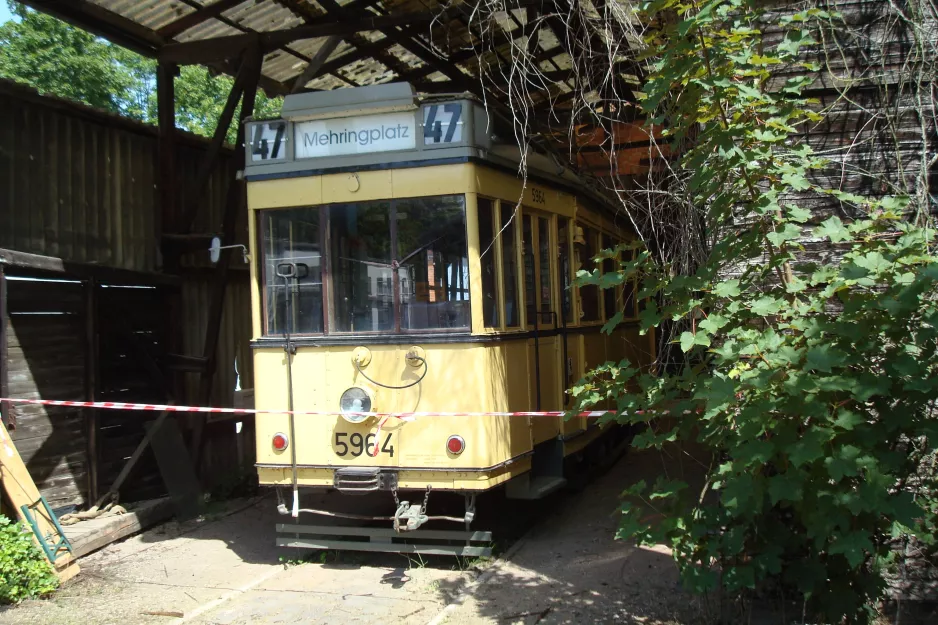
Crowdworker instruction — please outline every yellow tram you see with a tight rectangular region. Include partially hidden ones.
[243,83,655,555]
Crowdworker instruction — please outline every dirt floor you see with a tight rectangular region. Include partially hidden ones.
[0,449,705,625]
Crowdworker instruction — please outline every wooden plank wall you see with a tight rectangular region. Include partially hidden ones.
[4,275,178,510]
[0,79,258,500]
[5,277,88,510]
[0,79,254,406]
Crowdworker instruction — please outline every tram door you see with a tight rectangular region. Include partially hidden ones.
[523,212,563,445]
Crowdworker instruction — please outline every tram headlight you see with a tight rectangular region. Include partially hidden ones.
[339,387,373,423]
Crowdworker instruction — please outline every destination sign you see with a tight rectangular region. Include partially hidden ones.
[293,111,416,159]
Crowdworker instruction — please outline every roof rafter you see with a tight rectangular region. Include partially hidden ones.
[273,0,411,90]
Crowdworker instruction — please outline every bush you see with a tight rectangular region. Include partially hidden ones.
[0,515,59,604]
[568,1,938,622]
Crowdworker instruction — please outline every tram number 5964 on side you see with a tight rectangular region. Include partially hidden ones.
[334,432,395,457]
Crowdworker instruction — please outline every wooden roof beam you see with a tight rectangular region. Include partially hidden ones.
[157,0,246,39]
[275,0,411,90]
[291,35,342,93]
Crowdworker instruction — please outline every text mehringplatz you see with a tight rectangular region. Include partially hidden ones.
[294,111,416,158]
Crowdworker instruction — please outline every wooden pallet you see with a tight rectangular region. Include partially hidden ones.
[0,422,79,582]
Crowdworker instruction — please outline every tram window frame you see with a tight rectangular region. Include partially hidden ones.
[259,207,326,337]
[557,218,574,325]
[622,245,638,319]
[497,200,522,329]
[257,194,471,338]
[522,209,556,330]
[601,233,619,322]
[576,224,602,323]
[477,197,500,329]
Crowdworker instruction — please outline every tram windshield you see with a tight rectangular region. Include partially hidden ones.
[261,195,470,335]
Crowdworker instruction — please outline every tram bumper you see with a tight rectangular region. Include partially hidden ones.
[274,484,490,557]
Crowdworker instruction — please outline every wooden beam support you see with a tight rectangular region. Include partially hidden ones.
[0,265,9,432]
[292,35,343,93]
[83,278,99,504]
[178,59,249,236]
[157,62,178,269]
[17,0,162,57]
[157,0,246,39]
[274,0,403,87]
[288,0,419,89]
[190,47,262,468]
[0,248,182,287]
[93,409,172,509]
[159,11,455,64]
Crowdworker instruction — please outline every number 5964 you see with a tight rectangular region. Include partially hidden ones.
[334,432,395,457]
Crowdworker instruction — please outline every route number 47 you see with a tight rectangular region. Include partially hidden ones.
[250,121,287,162]
[423,103,463,145]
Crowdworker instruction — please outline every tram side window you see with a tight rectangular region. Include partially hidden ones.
[602,233,618,321]
[329,202,394,333]
[478,198,499,328]
[578,226,601,322]
[623,247,637,318]
[262,208,323,335]
[522,214,536,325]
[538,216,552,316]
[558,219,573,324]
[397,195,470,330]
[500,203,521,327]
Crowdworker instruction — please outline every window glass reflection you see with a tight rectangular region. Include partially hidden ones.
[579,226,600,322]
[263,209,323,335]
[500,204,520,327]
[538,217,552,315]
[478,198,499,328]
[329,202,394,333]
[397,195,470,330]
[558,219,573,324]
[602,233,618,321]
[523,214,536,325]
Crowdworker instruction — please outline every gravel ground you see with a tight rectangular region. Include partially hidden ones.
[431,448,706,625]
[0,447,707,625]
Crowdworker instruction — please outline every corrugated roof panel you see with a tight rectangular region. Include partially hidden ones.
[228,1,305,34]
[384,43,426,69]
[90,0,186,31]
[55,0,601,111]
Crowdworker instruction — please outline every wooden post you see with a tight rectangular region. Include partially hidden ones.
[83,277,99,504]
[179,58,248,236]
[0,264,9,432]
[190,47,262,468]
[157,61,179,271]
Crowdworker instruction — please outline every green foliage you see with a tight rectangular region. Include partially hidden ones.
[0,3,150,119]
[0,515,59,604]
[0,2,282,143]
[572,0,938,622]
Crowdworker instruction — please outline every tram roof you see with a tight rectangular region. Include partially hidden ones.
[19,0,659,177]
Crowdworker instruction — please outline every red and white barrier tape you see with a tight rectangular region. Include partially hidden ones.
[0,397,618,419]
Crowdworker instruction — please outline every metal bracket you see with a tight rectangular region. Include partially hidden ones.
[393,501,429,532]
[20,495,73,564]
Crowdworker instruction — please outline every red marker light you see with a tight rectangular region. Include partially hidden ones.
[446,435,465,455]
[272,432,289,451]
